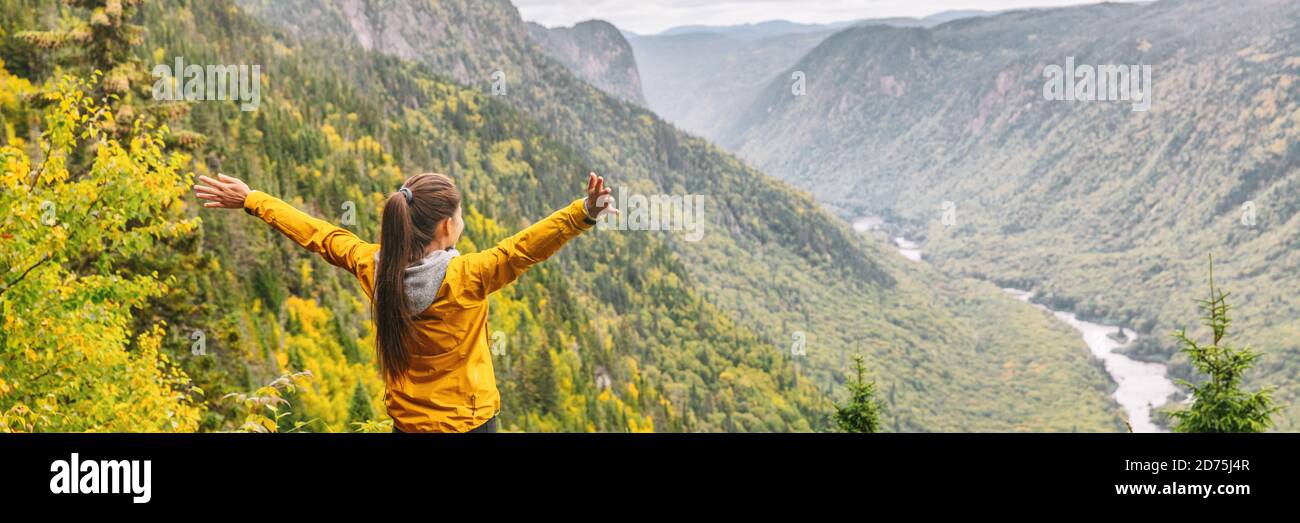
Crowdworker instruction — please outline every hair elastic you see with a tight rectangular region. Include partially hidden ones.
[399,187,413,204]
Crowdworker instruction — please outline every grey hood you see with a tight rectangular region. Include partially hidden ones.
[375,247,459,315]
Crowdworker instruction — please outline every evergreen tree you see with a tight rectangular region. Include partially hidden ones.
[1169,257,1277,433]
[348,382,375,424]
[18,0,147,122]
[834,356,883,433]
[16,0,197,143]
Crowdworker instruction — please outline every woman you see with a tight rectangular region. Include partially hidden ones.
[193,172,616,433]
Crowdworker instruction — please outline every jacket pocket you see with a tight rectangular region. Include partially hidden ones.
[465,364,486,409]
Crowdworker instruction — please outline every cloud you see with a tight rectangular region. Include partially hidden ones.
[513,0,1139,34]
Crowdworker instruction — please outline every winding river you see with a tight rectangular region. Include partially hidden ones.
[852,217,1177,432]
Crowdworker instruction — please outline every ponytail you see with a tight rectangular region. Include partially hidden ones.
[374,173,460,382]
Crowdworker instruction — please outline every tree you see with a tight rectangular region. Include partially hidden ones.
[348,381,375,423]
[1169,256,1277,433]
[17,0,197,144]
[0,73,201,431]
[834,355,883,433]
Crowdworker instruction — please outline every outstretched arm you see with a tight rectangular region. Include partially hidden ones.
[193,174,371,276]
[461,172,617,298]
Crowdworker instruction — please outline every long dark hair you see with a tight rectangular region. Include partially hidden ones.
[374,173,460,382]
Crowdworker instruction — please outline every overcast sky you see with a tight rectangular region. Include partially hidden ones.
[514,0,1139,34]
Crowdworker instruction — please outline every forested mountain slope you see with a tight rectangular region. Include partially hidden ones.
[721,0,1300,429]
[525,20,647,106]
[0,0,1125,431]
[232,0,1128,431]
[627,12,990,142]
[630,29,833,141]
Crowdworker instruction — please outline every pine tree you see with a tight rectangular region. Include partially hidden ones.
[348,382,375,424]
[17,0,198,144]
[834,355,883,433]
[1169,256,1277,433]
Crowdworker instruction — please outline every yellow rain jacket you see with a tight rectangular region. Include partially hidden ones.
[243,191,594,432]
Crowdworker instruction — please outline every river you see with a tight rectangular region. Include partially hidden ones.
[852,217,1177,432]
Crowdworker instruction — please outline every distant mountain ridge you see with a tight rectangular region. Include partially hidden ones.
[526,20,647,106]
[653,19,856,41]
[627,10,992,141]
[648,11,996,40]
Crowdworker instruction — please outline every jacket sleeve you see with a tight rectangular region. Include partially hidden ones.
[243,190,372,276]
[459,198,595,298]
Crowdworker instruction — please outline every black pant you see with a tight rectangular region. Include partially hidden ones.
[392,415,497,433]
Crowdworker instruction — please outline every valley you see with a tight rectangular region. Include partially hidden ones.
[701,0,1300,430]
[858,217,1175,432]
[4,0,1281,434]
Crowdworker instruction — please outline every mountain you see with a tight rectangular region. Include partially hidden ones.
[525,20,647,106]
[720,0,1300,429]
[226,0,1131,432]
[655,19,857,41]
[7,0,848,431]
[0,0,1130,431]
[628,11,990,142]
[920,10,997,25]
[652,11,995,41]
[630,30,833,141]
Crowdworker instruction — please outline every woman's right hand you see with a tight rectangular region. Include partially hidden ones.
[194,173,252,209]
[584,172,618,219]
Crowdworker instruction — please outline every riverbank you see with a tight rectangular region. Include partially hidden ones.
[852,217,1176,432]
[1002,289,1176,433]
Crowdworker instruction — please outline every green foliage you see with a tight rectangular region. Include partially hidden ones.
[221,371,313,433]
[1169,258,1277,433]
[0,0,1133,432]
[834,356,882,433]
[0,73,201,431]
[348,381,374,423]
[114,0,835,432]
[14,0,190,139]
